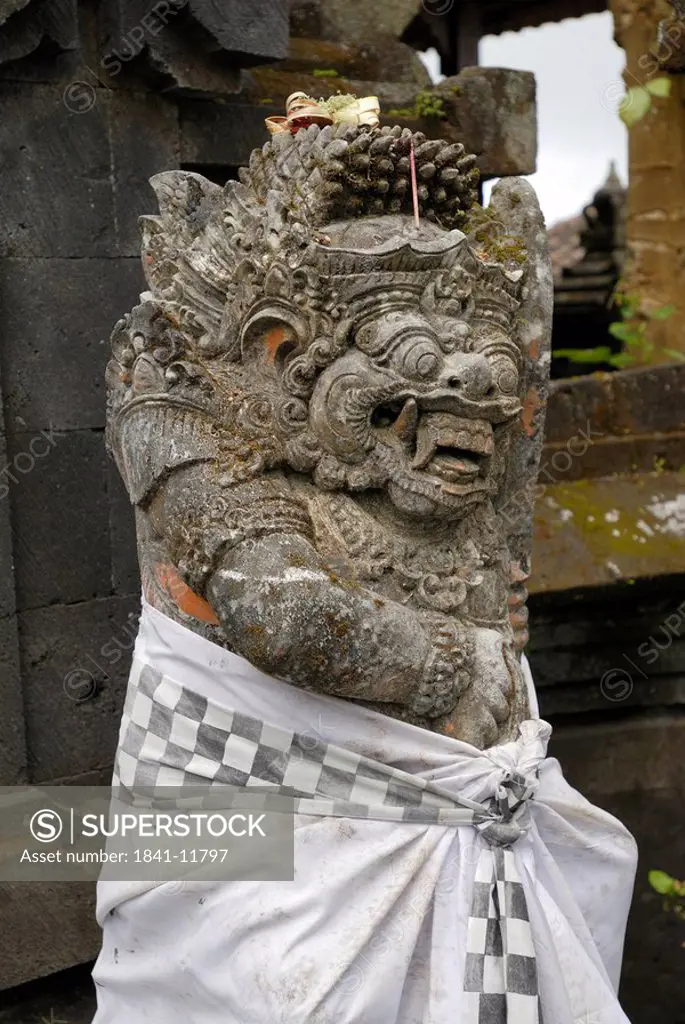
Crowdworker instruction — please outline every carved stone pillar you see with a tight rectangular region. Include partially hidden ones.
[610,0,685,360]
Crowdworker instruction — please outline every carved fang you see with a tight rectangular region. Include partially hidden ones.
[394,398,418,444]
[412,431,436,470]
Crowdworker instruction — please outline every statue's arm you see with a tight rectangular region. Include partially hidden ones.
[145,462,469,717]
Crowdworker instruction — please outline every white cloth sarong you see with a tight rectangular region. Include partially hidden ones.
[92,601,637,1024]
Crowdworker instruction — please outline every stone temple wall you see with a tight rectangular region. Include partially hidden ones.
[530,363,685,1024]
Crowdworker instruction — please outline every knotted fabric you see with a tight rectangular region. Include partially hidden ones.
[94,601,636,1024]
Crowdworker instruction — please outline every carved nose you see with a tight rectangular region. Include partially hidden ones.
[443,353,492,399]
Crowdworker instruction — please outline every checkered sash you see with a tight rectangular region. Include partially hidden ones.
[114,658,543,1023]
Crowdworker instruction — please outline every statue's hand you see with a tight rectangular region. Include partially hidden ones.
[471,626,521,725]
[412,622,473,718]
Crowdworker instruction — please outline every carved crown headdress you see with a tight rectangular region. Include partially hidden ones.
[140,123,524,359]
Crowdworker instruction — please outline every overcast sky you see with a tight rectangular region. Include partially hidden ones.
[420,12,628,227]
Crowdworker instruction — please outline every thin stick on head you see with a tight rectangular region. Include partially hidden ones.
[409,136,420,229]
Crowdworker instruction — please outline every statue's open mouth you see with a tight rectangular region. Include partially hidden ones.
[372,399,495,490]
[412,414,493,484]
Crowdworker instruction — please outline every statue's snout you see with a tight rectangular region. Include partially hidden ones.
[440,352,492,400]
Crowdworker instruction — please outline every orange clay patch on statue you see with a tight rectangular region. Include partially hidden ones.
[263,324,293,364]
[155,563,220,625]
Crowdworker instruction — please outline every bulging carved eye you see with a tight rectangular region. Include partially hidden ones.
[489,354,519,395]
[399,340,441,381]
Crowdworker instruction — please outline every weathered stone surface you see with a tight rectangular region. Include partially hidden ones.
[108,92,180,256]
[0,616,27,785]
[19,595,137,782]
[0,258,143,432]
[0,393,17,621]
[98,0,288,93]
[7,430,112,611]
[0,0,78,68]
[0,85,114,258]
[550,715,685,1024]
[106,125,552,750]
[0,883,98,991]
[0,87,179,258]
[435,69,537,178]
[282,34,431,87]
[0,370,24,786]
[179,99,268,168]
[545,364,685,448]
[187,0,289,62]
[108,461,140,596]
[529,469,685,593]
[291,0,419,45]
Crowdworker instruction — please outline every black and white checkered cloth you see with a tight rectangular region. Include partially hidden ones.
[114,658,542,1023]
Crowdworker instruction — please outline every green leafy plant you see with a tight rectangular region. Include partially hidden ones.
[414,90,446,119]
[312,68,339,78]
[555,291,680,369]
[388,90,446,120]
[619,76,672,128]
[648,870,685,921]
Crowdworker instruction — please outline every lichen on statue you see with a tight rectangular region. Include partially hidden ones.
[106,122,552,750]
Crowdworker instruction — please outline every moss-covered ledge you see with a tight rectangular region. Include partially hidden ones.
[530,364,685,594]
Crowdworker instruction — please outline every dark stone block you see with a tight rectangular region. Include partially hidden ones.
[108,91,179,256]
[7,429,112,611]
[0,394,17,620]
[0,45,82,84]
[0,85,115,258]
[545,365,685,447]
[0,257,143,432]
[0,0,79,70]
[0,85,179,257]
[108,460,140,596]
[551,716,685,1024]
[19,594,139,782]
[0,614,27,784]
[179,99,267,168]
[188,0,289,62]
[0,886,99,992]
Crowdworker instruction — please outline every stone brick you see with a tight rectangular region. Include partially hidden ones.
[436,68,537,178]
[7,429,112,611]
[188,0,289,62]
[0,385,16,621]
[0,84,115,258]
[0,258,143,432]
[19,595,139,782]
[0,212,27,788]
[0,883,99,992]
[528,575,685,715]
[0,615,27,785]
[108,91,180,256]
[545,364,685,444]
[550,716,685,1024]
[529,470,685,594]
[0,86,178,258]
[0,965,96,1020]
[179,99,268,169]
[293,0,418,46]
[0,0,79,72]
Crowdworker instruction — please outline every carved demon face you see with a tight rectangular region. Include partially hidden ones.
[308,306,522,520]
[228,215,525,521]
